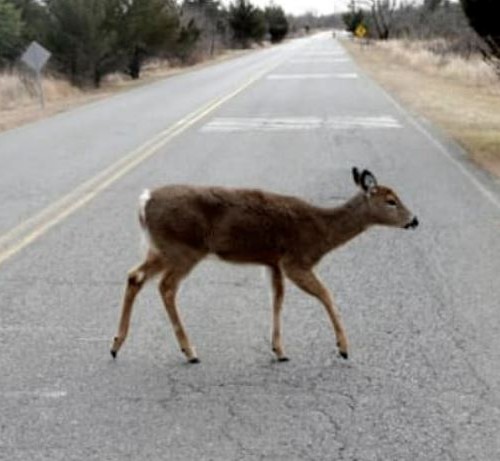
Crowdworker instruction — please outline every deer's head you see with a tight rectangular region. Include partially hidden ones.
[352,167,418,230]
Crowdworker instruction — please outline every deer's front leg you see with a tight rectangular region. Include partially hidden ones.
[283,264,349,359]
[158,264,199,363]
[269,265,288,362]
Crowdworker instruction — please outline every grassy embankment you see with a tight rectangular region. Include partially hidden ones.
[343,39,500,178]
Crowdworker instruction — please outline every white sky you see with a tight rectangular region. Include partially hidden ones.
[254,0,346,15]
[221,0,350,16]
[223,0,452,16]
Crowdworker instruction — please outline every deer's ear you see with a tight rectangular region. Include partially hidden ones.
[360,170,378,193]
[352,167,361,186]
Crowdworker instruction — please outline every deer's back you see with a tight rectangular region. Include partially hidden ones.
[144,185,327,265]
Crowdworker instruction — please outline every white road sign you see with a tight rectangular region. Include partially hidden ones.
[20,41,51,109]
[21,41,51,73]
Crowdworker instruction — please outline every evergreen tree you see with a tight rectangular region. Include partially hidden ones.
[342,1,365,34]
[111,0,179,79]
[46,0,118,87]
[228,0,265,48]
[264,4,288,43]
[9,0,50,44]
[0,0,23,65]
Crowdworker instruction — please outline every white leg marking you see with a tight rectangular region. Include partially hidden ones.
[136,271,146,284]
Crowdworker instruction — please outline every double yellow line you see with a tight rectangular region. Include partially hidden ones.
[0,59,282,267]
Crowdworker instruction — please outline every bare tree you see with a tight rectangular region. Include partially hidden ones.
[357,0,417,39]
[370,0,398,39]
[181,0,227,57]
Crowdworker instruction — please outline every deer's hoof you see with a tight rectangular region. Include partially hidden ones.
[339,351,348,360]
[278,356,290,362]
[110,350,117,359]
[188,357,200,364]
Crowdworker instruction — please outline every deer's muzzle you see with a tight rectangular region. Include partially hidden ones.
[404,216,419,230]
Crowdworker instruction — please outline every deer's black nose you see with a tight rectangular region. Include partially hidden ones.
[404,216,419,229]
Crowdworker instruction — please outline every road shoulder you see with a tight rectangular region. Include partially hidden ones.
[342,38,500,180]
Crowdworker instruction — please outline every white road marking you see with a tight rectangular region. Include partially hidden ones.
[0,326,109,343]
[2,390,67,399]
[201,116,402,132]
[76,337,111,342]
[0,325,67,332]
[267,73,357,80]
[289,58,349,63]
[300,51,346,56]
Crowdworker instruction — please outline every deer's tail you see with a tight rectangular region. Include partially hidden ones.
[138,189,159,255]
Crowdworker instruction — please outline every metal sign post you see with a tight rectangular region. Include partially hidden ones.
[20,41,51,110]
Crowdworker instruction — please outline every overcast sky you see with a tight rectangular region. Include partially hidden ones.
[220,0,349,15]
[254,0,346,15]
[223,0,446,16]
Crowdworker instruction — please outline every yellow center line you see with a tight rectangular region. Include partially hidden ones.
[0,58,285,267]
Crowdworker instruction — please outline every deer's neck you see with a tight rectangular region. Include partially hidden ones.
[322,194,372,250]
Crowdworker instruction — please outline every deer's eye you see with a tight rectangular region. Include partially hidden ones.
[386,199,397,207]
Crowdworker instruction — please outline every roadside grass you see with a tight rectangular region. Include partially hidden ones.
[0,72,80,110]
[343,39,500,178]
[0,48,250,133]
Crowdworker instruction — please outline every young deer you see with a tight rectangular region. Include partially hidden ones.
[111,168,418,363]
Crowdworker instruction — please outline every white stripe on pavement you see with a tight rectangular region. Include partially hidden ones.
[1,390,67,399]
[289,58,350,63]
[266,73,357,80]
[201,116,402,132]
[300,52,346,56]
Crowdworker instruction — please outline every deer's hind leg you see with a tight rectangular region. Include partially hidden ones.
[111,251,165,358]
[269,265,288,362]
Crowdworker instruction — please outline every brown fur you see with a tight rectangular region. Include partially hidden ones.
[111,169,417,362]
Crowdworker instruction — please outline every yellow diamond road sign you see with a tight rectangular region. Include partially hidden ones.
[355,24,367,38]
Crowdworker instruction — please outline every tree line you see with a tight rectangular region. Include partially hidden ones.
[0,0,290,86]
[342,0,500,63]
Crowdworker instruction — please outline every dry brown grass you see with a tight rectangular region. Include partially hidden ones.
[0,70,112,132]
[343,39,500,178]
[0,71,90,131]
[0,71,81,109]
[377,39,499,87]
[0,48,251,133]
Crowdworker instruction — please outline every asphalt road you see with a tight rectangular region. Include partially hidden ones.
[1,33,500,460]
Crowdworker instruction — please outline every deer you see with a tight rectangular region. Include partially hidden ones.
[110,168,418,363]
